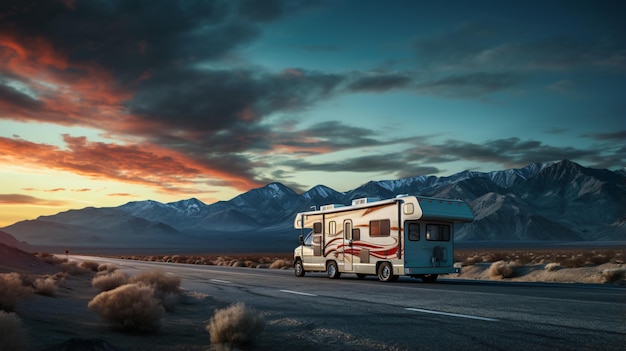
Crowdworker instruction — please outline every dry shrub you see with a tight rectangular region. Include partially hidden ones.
[88,283,164,332]
[97,263,119,273]
[34,275,58,296]
[545,262,561,272]
[80,260,101,272]
[131,270,180,295]
[35,252,66,265]
[130,270,182,311]
[0,273,33,312]
[602,268,625,283]
[58,261,90,275]
[269,259,291,270]
[206,302,265,345]
[0,311,28,350]
[489,261,518,279]
[92,270,130,291]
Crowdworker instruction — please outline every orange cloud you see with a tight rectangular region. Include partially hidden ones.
[0,135,262,195]
[44,188,66,192]
[0,194,67,206]
[107,193,135,197]
[0,35,135,129]
[71,188,92,192]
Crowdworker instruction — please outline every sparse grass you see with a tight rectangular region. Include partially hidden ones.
[269,259,292,269]
[92,270,130,292]
[545,262,561,272]
[489,260,518,279]
[130,270,182,311]
[602,268,625,283]
[97,263,120,273]
[80,260,101,272]
[0,311,28,350]
[88,283,164,332]
[206,302,265,346]
[0,273,33,312]
[34,252,67,265]
[58,260,91,275]
[33,275,58,297]
[110,253,293,270]
[456,248,624,268]
[131,270,180,295]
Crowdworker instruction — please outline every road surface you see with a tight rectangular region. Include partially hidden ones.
[72,256,626,350]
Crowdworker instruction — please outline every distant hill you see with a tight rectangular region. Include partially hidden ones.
[0,230,33,251]
[2,160,624,251]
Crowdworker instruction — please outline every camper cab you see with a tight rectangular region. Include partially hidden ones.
[293,195,473,282]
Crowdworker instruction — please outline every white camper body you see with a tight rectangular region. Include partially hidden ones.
[293,195,474,282]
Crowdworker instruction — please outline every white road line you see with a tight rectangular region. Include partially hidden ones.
[210,279,232,284]
[280,289,318,297]
[405,308,498,322]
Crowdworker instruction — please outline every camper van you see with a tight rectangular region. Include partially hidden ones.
[293,195,474,282]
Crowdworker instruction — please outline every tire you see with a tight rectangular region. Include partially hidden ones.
[421,274,438,283]
[294,260,305,277]
[327,261,341,279]
[356,273,367,280]
[377,262,395,282]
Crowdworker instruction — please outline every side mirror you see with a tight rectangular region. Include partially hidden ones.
[298,235,304,245]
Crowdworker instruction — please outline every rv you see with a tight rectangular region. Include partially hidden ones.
[293,195,474,282]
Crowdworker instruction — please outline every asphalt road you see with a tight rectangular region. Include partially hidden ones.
[73,256,626,351]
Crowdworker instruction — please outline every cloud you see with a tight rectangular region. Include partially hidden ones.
[583,130,626,141]
[107,193,136,197]
[405,137,620,170]
[0,194,67,206]
[0,135,263,194]
[281,135,624,178]
[414,21,625,73]
[413,72,520,98]
[44,188,66,193]
[347,73,411,93]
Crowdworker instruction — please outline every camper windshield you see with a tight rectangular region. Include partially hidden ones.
[303,231,314,246]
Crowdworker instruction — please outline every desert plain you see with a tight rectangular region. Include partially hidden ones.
[1,244,624,351]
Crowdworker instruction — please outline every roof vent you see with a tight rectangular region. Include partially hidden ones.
[351,197,380,206]
[320,204,344,211]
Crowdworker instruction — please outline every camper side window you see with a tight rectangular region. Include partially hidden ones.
[407,222,420,241]
[370,219,390,237]
[329,221,336,234]
[352,228,361,241]
[313,222,322,234]
[426,224,450,241]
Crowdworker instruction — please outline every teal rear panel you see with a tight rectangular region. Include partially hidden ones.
[416,197,474,222]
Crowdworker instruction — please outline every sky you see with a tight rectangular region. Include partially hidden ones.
[0,0,624,227]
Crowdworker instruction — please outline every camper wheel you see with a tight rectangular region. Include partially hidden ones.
[377,262,396,282]
[326,261,341,279]
[294,259,305,277]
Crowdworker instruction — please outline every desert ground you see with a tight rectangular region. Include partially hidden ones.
[1,244,624,351]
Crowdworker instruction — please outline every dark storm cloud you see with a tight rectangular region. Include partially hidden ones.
[406,137,607,169]
[0,83,45,112]
[347,74,411,93]
[280,134,623,179]
[0,1,255,83]
[414,21,625,73]
[128,67,344,136]
[582,130,626,141]
[414,72,520,98]
[283,153,440,178]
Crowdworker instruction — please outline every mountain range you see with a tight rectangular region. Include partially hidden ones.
[2,160,624,252]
